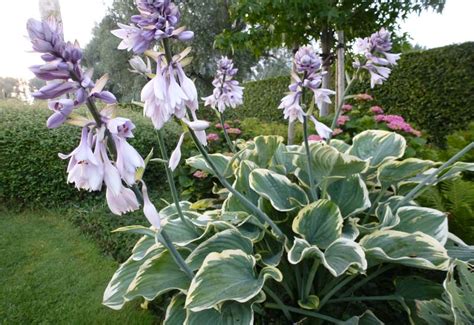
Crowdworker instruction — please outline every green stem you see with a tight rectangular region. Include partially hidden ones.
[327,71,359,143]
[303,115,318,201]
[395,141,474,209]
[263,287,292,321]
[304,259,320,298]
[319,275,356,309]
[158,230,194,279]
[156,129,199,235]
[340,264,394,298]
[218,111,236,153]
[188,128,286,241]
[265,303,343,324]
[327,295,400,304]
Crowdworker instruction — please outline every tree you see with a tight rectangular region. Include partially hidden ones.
[0,77,19,98]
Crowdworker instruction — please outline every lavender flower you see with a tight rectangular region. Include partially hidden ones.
[294,46,322,74]
[115,137,145,186]
[353,28,401,88]
[47,99,75,129]
[203,57,244,113]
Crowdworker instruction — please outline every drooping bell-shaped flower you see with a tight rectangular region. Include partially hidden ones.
[310,116,333,140]
[106,185,140,216]
[169,132,185,171]
[46,98,75,129]
[115,136,145,186]
[279,92,305,123]
[107,117,135,138]
[141,181,162,229]
[59,127,104,191]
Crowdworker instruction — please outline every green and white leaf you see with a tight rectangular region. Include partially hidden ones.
[240,135,284,168]
[112,225,156,237]
[131,235,161,261]
[223,160,260,214]
[360,230,450,270]
[288,237,367,277]
[341,310,384,325]
[330,139,350,153]
[378,158,435,188]
[161,218,205,246]
[249,168,308,212]
[394,207,448,245]
[348,130,406,167]
[444,260,474,324]
[327,175,371,218]
[186,153,231,177]
[185,249,282,312]
[124,249,191,303]
[185,229,253,270]
[292,200,343,249]
[164,294,186,325]
[185,300,256,325]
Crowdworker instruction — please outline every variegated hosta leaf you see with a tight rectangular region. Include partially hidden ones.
[298,142,368,182]
[131,235,160,261]
[348,130,406,167]
[223,160,260,214]
[393,207,448,245]
[160,201,193,219]
[185,229,253,270]
[395,276,444,301]
[341,310,384,325]
[377,158,435,188]
[438,161,474,183]
[103,247,164,310]
[288,237,367,277]
[249,168,308,212]
[416,299,454,325]
[185,300,256,325]
[327,175,371,218]
[360,230,450,270]
[379,196,418,214]
[185,249,282,312]
[112,225,156,237]
[269,143,298,174]
[444,234,474,263]
[186,153,231,177]
[292,200,343,249]
[444,260,474,324]
[239,135,285,168]
[164,294,186,325]
[330,139,350,153]
[124,249,191,303]
[161,218,205,246]
[255,231,285,267]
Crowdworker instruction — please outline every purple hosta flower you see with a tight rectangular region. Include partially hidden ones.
[310,116,332,139]
[342,104,353,112]
[370,106,384,115]
[207,133,219,142]
[59,127,104,191]
[169,132,185,171]
[111,23,153,54]
[129,56,152,75]
[26,18,64,54]
[106,185,140,216]
[47,99,75,128]
[279,92,305,123]
[203,57,244,113]
[33,81,78,100]
[141,181,161,229]
[92,91,117,104]
[336,115,350,126]
[353,28,400,88]
[107,118,135,138]
[294,46,322,74]
[115,137,145,186]
[141,57,198,129]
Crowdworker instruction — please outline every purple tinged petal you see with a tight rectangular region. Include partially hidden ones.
[93,91,117,104]
[176,30,194,41]
[141,181,161,229]
[310,116,333,139]
[169,133,185,171]
[106,186,140,215]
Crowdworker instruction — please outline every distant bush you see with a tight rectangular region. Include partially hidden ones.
[0,100,180,208]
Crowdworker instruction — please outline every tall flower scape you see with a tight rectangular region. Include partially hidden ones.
[27,1,474,324]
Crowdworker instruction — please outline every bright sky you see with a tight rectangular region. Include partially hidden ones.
[1,0,473,79]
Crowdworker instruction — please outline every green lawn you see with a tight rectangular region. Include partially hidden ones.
[0,209,157,324]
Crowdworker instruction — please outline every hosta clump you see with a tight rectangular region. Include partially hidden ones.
[104,129,474,324]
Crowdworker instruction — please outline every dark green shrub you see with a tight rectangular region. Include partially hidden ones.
[0,100,180,208]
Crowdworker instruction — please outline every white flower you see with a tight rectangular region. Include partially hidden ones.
[310,116,333,139]
[141,181,161,229]
[106,185,140,215]
[169,132,185,171]
[115,137,145,186]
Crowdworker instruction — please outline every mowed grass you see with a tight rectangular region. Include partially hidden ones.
[0,209,156,324]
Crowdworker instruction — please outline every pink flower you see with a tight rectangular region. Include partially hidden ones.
[307,134,323,142]
[207,133,220,142]
[337,115,350,126]
[215,123,230,129]
[370,106,384,115]
[227,128,242,135]
[342,104,353,112]
[193,170,208,179]
[354,93,373,101]
[333,128,343,136]
[411,129,422,137]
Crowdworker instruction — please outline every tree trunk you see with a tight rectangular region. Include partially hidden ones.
[287,44,299,145]
[320,25,334,116]
[336,30,345,109]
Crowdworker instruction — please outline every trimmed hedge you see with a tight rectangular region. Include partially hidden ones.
[0,100,180,208]
[227,42,474,145]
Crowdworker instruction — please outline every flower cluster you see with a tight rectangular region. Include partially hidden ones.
[375,114,421,136]
[112,0,193,54]
[279,46,334,138]
[342,104,353,112]
[370,105,384,115]
[203,57,244,113]
[337,115,350,126]
[26,17,163,228]
[27,18,117,129]
[353,28,400,88]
